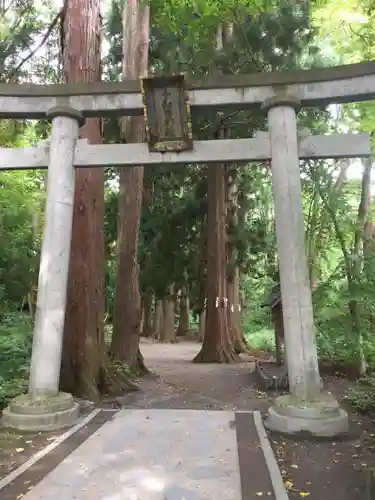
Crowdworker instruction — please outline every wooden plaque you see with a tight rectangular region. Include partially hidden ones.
[141,74,193,153]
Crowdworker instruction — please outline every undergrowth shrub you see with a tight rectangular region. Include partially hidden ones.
[348,376,375,412]
[0,313,32,409]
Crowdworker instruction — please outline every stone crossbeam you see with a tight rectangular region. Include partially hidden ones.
[0,62,374,118]
[0,133,371,171]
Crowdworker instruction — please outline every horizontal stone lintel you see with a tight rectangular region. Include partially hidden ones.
[0,62,374,117]
[0,134,371,171]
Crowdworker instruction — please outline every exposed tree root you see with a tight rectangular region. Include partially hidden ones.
[60,353,140,403]
[136,348,151,376]
[193,344,239,363]
[99,357,140,396]
[231,327,252,354]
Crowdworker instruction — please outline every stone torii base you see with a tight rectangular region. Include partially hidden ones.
[1,392,79,432]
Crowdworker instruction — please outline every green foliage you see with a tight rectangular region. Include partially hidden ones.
[0,171,43,313]
[2,0,375,412]
[244,326,275,352]
[0,0,60,83]
[348,376,375,412]
[104,0,322,312]
[0,314,32,409]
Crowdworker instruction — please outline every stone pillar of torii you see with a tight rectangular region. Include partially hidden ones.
[263,96,349,436]
[2,107,84,430]
[0,94,370,434]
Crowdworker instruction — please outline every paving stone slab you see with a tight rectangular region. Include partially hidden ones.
[6,409,287,500]
[21,409,242,500]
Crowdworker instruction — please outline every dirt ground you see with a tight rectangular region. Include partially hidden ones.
[1,338,374,500]
[0,427,65,479]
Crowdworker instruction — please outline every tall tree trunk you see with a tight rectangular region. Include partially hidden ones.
[226,165,249,353]
[109,1,149,374]
[220,22,248,354]
[142,294,153,337]
[357,159,372,259]
[228,266,249,352]
[194,162,237,362]
[60,0,107,399]
[198,310,206,342]
[160,286,176,343]
[353,158,372,375]
[153,299,163,339]
[177,290,190,336]
[194,23,237,363]
[197,211,207,341]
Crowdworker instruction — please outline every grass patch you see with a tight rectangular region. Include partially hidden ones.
[0,313,32,409]
[245,327,275,353]
[242,307,276,353]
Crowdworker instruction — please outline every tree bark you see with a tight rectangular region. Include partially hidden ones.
[153,299,163,340]
[198,310,206,342]
[160,286,176,343]
[194,163,237,362]
[60,0,107,399]
[194,24,238,363]
[220,23,248,356]
[177,291,190,336]
[353,158,372,375]
[228,266,249,353]
[226,164,249,354]
[355,159,372,257]
[275,329,282,365]
[142,294,153,337]
[109,1,149,374]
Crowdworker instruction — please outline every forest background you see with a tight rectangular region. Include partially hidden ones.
[1,0,375,412]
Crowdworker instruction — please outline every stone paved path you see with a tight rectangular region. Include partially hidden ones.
[18,409,282,500]
[1,340,371,500]
[0,341,288,499]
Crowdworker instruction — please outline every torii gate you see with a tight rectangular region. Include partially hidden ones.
[1,62,374,436]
